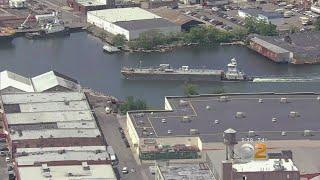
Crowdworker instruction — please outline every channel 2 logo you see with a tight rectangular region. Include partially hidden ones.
[240,143,267,160]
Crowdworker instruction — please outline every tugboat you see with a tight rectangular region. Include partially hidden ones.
[25,12,69,39]
[0,27,16,43]
[121,58,253,82]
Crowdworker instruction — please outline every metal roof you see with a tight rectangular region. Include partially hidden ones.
[128,93,320,142]
[115,18,179,31]
[87,7,161,23]
[18,164,116,180]
[250,37,290,54]
[0,70,34,92]
[32,71,80,92]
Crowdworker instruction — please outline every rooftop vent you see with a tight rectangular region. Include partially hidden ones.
[179,100,188,106]
[190,129,199,135]
[280,98,288,103]
[161,119,167,123]
[303,130,312,136]
[236,112,246,118]
[317,96,320,101]
[289,111,300,118]
[167,130,172,134]
[181,116,191,123]
[248,130,255,137]
[258,99,263,103]
[82,162,90,171]
[41,164,51,177]
[219,96,229,102]
[281,131,286,136]
[273,160,285,171]
[272,118,277,123]
[64,100,70,105]
[138,120,144,125]
[206,105,211,110]
[214,120,219,124]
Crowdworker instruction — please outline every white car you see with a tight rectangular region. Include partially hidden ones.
[105,106,111,114]
[122,167,129,174]
[5,156,10,163]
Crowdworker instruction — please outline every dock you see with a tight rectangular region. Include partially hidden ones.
[15,23,86,36]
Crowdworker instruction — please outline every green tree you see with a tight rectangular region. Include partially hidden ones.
[119,96,147,114]
[232,27,248,40]
[315,18,320,31]
[244,17,278,36]
[184,84,198,96]
[112,34,126,47]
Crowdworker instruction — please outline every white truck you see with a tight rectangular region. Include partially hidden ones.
[107,146,117,163]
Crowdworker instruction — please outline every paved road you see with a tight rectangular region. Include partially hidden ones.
[0,156,8,180]
[94,107,152,180]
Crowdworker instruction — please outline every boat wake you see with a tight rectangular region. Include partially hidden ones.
[253,77,320,83]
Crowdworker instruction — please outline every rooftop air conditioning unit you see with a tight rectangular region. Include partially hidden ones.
[248,130,255,137]
[236,112,246,118]
[167,130,172,134]
[303,130,312,136]
[272,117,277,123]
[206,105,211,110]
[161,119,167,123]
[214,120,219,124]
[281,131,286,136]
[280,98,288,103]
[189,129,199,135]
[219,96,229,102]
[289,111,300,118]
[259,99,263,103]
[82,162,90,171]
[179,99,188,106]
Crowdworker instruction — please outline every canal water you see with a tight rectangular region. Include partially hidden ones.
[1,32,320,107]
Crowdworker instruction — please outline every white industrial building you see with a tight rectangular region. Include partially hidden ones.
[87,7,181,40]
[9,0,27,8]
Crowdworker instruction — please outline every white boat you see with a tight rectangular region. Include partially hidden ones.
[103,44,121,53]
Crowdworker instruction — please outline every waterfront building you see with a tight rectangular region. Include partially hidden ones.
[87,7,181,40]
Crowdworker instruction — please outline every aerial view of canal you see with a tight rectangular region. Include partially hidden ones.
[1,32,320,107]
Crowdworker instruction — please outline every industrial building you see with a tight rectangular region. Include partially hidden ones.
[0,70,81,93]
[87,7,181,40]
[140,0,178,9]
[67,0,111,14]
[126,93,320,160]
[238,9,284,25]
[0,91,116,180]
[150,7,204,31]
[248,32,320,64]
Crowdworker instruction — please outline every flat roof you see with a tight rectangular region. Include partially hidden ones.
[18,164,116,180]
[6,111,94,125]
[87,7,161,23]
[128,93,320,142]
[115,18,179,31]
[250,37,290,54]
[158,163,215,180]
[233,159,298,172]
[240,9,283,19]
[16,146,106,153]
[76,0,106,6]
[16,150,109,166]
[1,92,85,104]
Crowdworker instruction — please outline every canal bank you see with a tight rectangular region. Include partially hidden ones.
[1,32,320,107]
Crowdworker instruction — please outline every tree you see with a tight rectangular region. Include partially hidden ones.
[119,96,147,114]
[112,34,126,47]
[232,27,248,40]
[315,18,320,31]
[244,17,278,36]
[184,83,198,96]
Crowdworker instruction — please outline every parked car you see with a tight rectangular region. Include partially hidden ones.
[124,139,130,148]
[118,127,124,134]
[5,156,10,163]
[122,167,129,174]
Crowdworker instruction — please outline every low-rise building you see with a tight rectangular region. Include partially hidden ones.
[238,9,284,25]
[67,0,111,14]
[87,7,181,40]
[9,0,27,8]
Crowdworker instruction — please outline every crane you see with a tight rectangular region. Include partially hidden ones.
[18,10,33,30]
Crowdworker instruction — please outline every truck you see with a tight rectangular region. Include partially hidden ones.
[107,146,117,163]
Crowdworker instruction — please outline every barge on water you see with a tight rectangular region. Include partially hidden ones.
[121,58,253,82]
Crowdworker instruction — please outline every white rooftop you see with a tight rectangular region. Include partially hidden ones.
[233,159,299,172]
[32,71,80,92]
[0,70,34,92]
[87,7,161,23]
[76,0,106,6]
[6,111,94,125]
[1,92,85,104]
[18,164,116,180]
[10,129,101,140]
[18,100,90,112]
[16,146,106,154]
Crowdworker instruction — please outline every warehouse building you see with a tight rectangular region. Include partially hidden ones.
[150,7,204,31]
[238,9,284,25]
[67,0,111,14]
[0,70,81,93]
[87,7,181,40]
[0,91,116,180]
[249,32,320,64]
[126,93,320,160]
